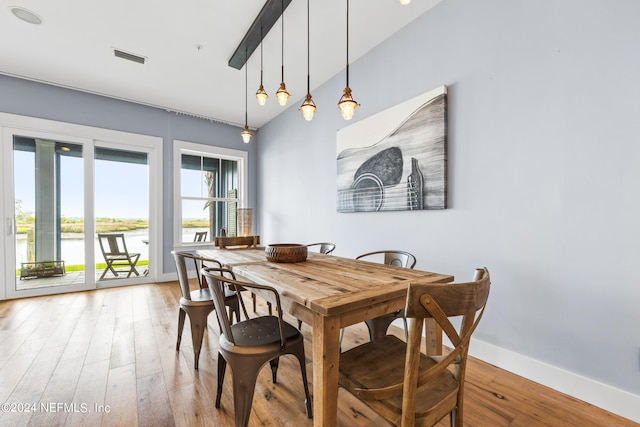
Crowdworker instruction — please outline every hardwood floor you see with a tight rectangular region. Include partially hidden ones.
[0,281,636,427]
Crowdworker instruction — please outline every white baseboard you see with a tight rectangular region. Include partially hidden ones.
[156,272,178,283]
[468,338,640,423]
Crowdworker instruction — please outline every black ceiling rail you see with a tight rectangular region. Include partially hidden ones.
[228,0,293,70]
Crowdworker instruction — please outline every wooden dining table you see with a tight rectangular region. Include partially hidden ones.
[198,247,454,427]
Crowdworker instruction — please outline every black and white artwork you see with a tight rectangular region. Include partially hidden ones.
[336,86,447,213]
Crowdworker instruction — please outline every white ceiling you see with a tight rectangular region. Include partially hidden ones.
[1,0,441,129]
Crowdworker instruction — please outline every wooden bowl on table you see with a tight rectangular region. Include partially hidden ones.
[265,244,308,263]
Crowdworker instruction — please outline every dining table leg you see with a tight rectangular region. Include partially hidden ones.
[312,311,341,427]
[424,318,443,355]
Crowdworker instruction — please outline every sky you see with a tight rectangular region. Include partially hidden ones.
[14,151,151,219]
[13,150,213,221]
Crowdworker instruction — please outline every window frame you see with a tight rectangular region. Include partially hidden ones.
[173,140,248,247]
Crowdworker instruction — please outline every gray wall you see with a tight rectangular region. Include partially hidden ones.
[257,0,640,405]
[0,74,258,273]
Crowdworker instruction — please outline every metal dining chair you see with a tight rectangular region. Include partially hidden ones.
[201,266,313,427]
[172,251,244,369]
[355,250,417,341]
[306,242,336,254]
[296,242,336,329]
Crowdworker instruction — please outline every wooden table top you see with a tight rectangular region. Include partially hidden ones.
[198,247,454,317]
[198,246,454,427]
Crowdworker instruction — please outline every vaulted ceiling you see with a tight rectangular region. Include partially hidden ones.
[0,0,441,128]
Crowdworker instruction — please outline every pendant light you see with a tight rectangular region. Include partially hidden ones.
[338,0,359,120]
[299,0,316,121]
[241,50,252,143]
[275,0,290,106]
[255,26,268,106]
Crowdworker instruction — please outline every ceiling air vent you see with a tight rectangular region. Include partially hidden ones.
[113,49,146,64]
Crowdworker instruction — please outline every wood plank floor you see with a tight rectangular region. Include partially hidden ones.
[0,281,636,427]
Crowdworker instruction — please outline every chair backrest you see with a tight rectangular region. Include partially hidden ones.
[172,251,221,300]
[377,268,490,426]
[201,267,288,348]
[306,242,336,255]
[356,250,417,269]
[98,233,128,256]
[194,231,208,242]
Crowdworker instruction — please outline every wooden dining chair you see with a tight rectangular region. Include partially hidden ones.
[355,250,417,341]
[339,268,491,427]
[172,251,245,369]
[306,242,336,254]
[201,267,313,427]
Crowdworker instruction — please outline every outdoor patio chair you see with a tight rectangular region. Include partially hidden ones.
[194,231,208,242]
[97,233,141,280]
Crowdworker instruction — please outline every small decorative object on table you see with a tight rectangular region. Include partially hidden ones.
[215,235,260,249]
[265,244,308,263]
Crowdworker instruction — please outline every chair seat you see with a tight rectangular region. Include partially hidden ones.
[339,335,458,421]
[107,253,140,260]
[223,316,301,348]
[181,287,238,307]
[180,288,214,307]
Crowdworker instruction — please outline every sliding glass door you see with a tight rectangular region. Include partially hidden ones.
[2,113,162,299]
[12,137,86,292]
[94,147,150,281]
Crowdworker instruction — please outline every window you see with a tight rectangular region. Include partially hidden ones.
[174,141,247,245]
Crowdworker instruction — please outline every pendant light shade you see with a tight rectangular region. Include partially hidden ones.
[276,0,290,106]
[299,0,316,121]
[256,85,268,106]
[338,87,357,120]
[338,0,358,120]
[241,125,252,143]
[276,82,290,106]
[300,94,316,121]
[241,50,252,143]
[255,26,268,106]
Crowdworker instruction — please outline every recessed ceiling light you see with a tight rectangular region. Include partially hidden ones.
[10,6,43,25]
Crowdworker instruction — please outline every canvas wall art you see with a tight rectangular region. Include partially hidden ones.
[336,85,447,213]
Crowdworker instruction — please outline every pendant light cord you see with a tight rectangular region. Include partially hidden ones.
[281,0,285,83]
[260,26,264,84]
[245,49,248,126]
[346,0,350,88]
[307,0,310,92]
